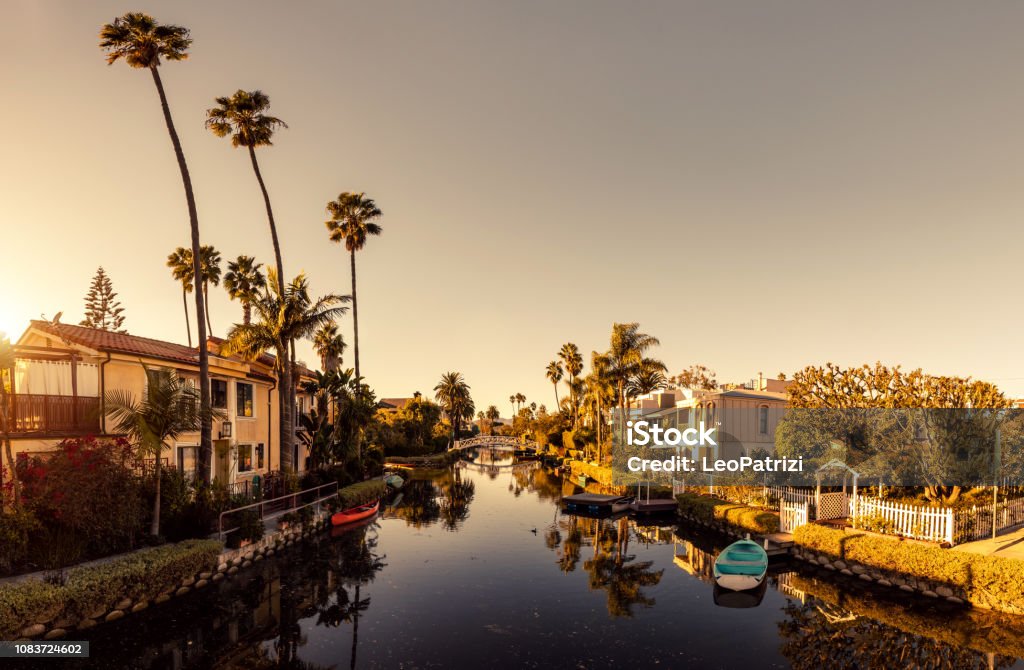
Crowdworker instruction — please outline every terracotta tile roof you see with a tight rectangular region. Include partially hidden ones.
[31,320,199,365]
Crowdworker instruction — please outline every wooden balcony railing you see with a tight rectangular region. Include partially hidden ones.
[5,394,101,436]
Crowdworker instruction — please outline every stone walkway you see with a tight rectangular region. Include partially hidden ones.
[952,526,1024,560]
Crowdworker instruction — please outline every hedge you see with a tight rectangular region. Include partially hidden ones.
[569,461,614,486]
[676,493,780,535]
[793,524,1024,613]
[337,480,388,508]
[0,539,222,638]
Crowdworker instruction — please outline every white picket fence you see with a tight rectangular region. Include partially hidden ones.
[852,496,954,544]
[780,500,810,533]
[953,496,1024,544]
[764,485,816,508]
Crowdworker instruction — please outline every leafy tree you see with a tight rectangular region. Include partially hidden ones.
[673,364,718,391]
[222,272,349,470]
[166,247,195,346]
[224,255,266,325]
[325,192,382,382]
[545,360,563,409]
[80,267,126,332]
[100,12,213,481]
[205,90,288,292]
[434,372,474,443]
[104,367,219,535]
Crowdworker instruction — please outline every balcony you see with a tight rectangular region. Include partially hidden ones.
[5,394,101,437]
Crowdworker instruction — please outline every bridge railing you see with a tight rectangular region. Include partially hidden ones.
[450,435,538,451]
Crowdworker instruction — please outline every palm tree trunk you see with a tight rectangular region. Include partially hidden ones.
[181,288,192,347]
[279,352,293,471]
[204,284,213,337]
[242,301,251,326]
[290,339,298,469]
[350,584,360,670]
[151,448,162,536]
[248,146,285,292]
[150,66,213,485]
[349,249,360,381]
[553,384,560,410]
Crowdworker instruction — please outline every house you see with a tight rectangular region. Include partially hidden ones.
[629,373,791,460]
[1,321,318,492]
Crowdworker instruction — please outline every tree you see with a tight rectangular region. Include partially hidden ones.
[313,322,347,373]
[104,366,216,535]
[325,193,382,382]
[224,255,266,325]
[198,245,222,336]
[672,364,717,391]
[559,343,584,427]
[221,272,349,470]
[0,335,18,508]
[598,323,665,445]
[509,395,516,418]
[627,367,667,398]
[485,405,500,435]
[434,372,474,443]
[545,361,564,409]
[100,12,213,483]
[80,267,126,332]
[516,393,526,415]
[584,351,616,461]
[205,90,288,293]
[166,248,195,346]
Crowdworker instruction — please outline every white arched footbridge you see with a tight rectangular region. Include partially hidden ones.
[450,435,539,452]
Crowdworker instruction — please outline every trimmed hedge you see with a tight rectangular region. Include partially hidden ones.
[676,493,780,535]
[569,461,614,486]
[0,539,222,638]
[794,524,1024,614]
[338,480,388,508]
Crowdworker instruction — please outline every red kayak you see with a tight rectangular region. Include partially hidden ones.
[331,499,380,526]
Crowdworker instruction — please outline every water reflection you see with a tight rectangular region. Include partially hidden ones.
[36,452,1024,669]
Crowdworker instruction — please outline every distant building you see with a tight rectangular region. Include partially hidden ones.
[378,396,417,414]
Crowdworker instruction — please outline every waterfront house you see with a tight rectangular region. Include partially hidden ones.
[1,321,318,494]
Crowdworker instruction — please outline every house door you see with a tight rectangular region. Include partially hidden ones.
[215,440,232,482]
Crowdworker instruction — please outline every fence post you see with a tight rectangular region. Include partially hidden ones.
[945,508,955,546]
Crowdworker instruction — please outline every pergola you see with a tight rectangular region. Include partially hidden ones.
[815,459,860,519]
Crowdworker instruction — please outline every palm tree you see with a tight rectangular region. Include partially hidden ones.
[221,272,349,470]
[559,343,584,427]
[627,367,668,398]
[600,323,666,447]
[312,322,347,373]
[584,350,615,461]
[485,405,500,435]
[224,255,266,325]
[515,393,526,415]
[199,245,222,335]
[0,335,19,508]
[205,90,288,292]
[105,367,218,535]
[325,193,383,382]
[166,247,194,347]
[434,372,473,444]
[545,361,564,411]
[101,13,213,482]
[509,394,516,418]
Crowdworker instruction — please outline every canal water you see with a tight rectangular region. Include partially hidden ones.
[39,450,1024,669]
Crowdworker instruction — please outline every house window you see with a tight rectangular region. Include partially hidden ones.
[759,406,769,435]
[212,379,228,409]
[238,444,253,472]
[255,444,265,469]
[236,382,254,417]
[177,445,199,479]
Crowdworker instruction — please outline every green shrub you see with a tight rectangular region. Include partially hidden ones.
[0,508,41,575]
[337,480,388,508]
[569,461,614,485]
[0,539,221,638]
[793,524,1024,613]
[676,493,780,535]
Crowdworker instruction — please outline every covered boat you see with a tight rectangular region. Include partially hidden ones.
[385,474,405,489]
[713,538,768,591]
[331,499,380,527]
[562,493,633,515]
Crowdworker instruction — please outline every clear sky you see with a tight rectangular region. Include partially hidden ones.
[3,1,1024,412]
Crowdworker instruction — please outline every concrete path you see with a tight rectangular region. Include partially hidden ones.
[953,526,1024,560]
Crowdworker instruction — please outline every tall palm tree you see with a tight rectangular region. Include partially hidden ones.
[313,322,347,373]
[166,247,195,347]
[515,393,526,415]
[434,372,473,444]
[105,367,218,535]
[583,351,615,461]
[224,255,266,325]
[221,272,349,470]
[559,343,584,427]
[325,193,383,382]
[101,13,213,482]
[485,405,500,435]
[199,245,222,336]
[205,90,288,292]
[509,394,516,418]
[546,361,564,410]
[0,335,19,508]
[601,323,665,447]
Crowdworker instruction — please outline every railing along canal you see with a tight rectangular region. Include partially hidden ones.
[217,481,339,540]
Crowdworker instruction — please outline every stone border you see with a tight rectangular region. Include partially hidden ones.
[13,511,334,641]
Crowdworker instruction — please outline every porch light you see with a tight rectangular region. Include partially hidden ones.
[220,421,233,438]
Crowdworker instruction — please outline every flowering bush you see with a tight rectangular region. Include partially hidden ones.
[19,437,144,565]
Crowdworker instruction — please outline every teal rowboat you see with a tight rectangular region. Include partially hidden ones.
[713,538,768,591]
